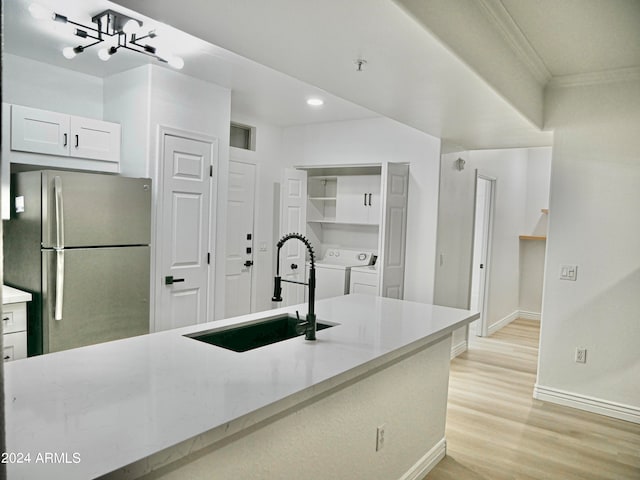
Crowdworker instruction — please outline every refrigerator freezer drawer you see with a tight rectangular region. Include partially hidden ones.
[42,246,150,353]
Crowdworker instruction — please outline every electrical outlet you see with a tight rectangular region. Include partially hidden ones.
[376,425,386,451]
[575,348,587,364]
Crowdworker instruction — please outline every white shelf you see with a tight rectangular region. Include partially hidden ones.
[308,196,337,201]
[308,220,379,227]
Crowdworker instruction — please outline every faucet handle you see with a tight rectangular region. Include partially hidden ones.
[295,320,309,336]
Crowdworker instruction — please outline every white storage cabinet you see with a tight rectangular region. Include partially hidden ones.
[2,286,31,362]
[336,175,381,224]
[10,104,121,163]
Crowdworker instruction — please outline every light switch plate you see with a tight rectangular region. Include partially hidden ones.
[560,264,578,281]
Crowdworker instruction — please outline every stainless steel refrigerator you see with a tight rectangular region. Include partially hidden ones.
[3,170,151,355]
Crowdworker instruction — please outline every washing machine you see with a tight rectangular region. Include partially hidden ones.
[307,249,374,300]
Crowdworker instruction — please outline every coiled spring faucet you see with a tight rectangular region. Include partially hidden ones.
[272,233,316,341]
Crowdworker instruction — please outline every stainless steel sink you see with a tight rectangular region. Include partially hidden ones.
[184,314,335,352]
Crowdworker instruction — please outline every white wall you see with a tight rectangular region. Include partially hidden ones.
[434,147,550,343]
[104,66,232,325]
[103,66,152,178]
[536,79,640,421]
[228,114,285,313]
[2,54,103,118]
[471,149,528,330]
[282,116,442,304]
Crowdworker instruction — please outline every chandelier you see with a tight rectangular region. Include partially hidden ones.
[28,3,184,69]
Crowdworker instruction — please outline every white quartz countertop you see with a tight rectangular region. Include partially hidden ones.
[4,294,477,479]
[2,285,32,304]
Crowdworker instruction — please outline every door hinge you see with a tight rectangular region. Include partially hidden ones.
[209,165,213,177]
[207,252,211,264]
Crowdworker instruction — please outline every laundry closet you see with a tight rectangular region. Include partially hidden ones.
[280,163,409,302]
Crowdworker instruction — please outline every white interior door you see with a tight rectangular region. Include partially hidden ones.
[157,134,213,331]
[470,175,495,337]
[224,160,256,318]
[278,168,307,306]
[380,163,409,299]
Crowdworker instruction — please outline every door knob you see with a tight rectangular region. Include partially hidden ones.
[480,264,484,269]
[244,260,254,267]
[291,263,298,270]
[165,276,185,285]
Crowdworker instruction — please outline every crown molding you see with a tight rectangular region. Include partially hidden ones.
[476,0,552,85]
[547,66,640,89]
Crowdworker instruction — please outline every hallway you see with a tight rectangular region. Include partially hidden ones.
[425,319,640,479]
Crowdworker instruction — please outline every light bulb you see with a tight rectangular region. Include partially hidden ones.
[28,3,54,20]
[62,47,76,59]
[98,48,112,61]
[122,19,140,35]
[167,55,184,70]
[306,98,324,107]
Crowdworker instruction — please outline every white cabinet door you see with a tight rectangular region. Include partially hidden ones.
[380,163,409,299]
[366,175,382,224]
[70,116,121,163]
[11,105,70,156]
[336,175,381,224]
[10,105,121,164]
[3,331,27,362]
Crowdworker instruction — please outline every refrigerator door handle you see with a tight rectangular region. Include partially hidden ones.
[54,249,64,321]
[53,176,65,321]
[54,176,65,248]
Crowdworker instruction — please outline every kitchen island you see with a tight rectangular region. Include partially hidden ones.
[4,294,477,479]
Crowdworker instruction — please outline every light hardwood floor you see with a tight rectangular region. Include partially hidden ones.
[425,319,640,480]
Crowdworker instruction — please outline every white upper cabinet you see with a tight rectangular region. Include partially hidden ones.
[10,105,70,156]
[69,115,121,163]
[335,174,381,225]
[10,105,120,163]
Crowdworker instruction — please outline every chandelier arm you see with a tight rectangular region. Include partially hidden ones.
[118,43,164,61]
[66,19,103,36]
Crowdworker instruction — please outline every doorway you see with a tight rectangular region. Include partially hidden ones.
[224,160,257,318]
[156,130,217,331]
[470,174,495,337]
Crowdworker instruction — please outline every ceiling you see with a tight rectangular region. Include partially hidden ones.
[2,0,378,128]
[498,0,640,78]
[5,1,639,150]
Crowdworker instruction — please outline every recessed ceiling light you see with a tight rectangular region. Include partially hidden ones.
[306,98,324,107]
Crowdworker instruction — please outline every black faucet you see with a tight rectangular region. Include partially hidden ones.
[272,233,316,341]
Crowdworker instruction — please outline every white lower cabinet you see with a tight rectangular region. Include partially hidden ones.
[3,331,27,362]
[2,298,29,362]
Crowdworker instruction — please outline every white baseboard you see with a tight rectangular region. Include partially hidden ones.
[534,384,640,424]
[399,438,446,480]
[518,310,541,321]
[450,340,468,359]
[487,310,519,335]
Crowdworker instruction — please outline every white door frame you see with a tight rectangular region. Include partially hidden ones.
[471,173,496,337]
[153,125,218,331]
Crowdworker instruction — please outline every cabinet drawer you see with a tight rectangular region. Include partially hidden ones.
[2,302,27,334]
[3,331,27,362]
